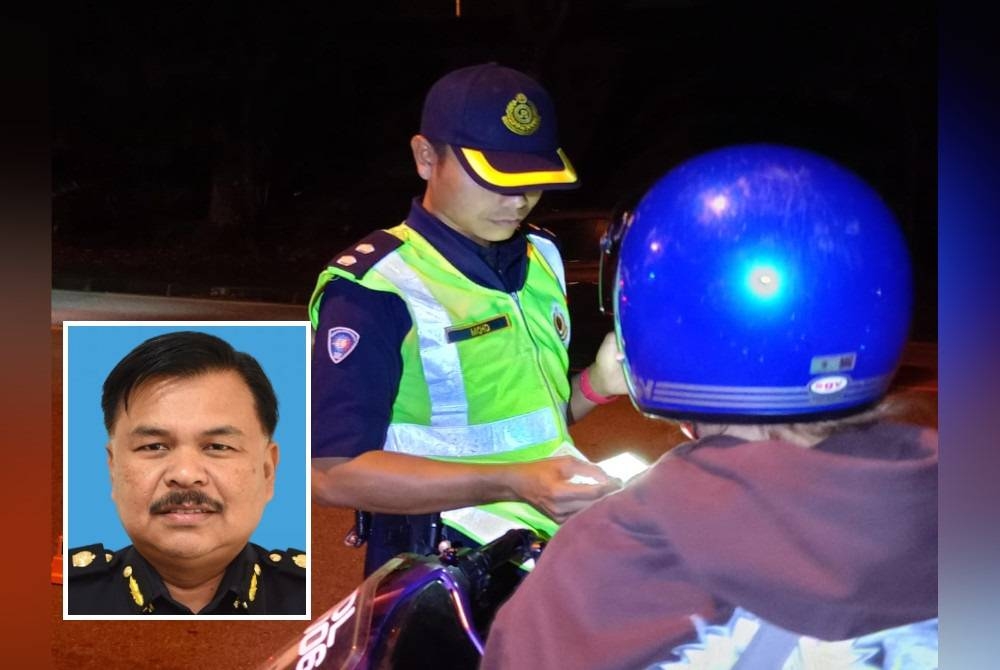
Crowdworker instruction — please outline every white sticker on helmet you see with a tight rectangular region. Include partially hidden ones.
[809,375,849,395]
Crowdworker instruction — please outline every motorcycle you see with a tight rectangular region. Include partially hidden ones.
[259,528,542,670]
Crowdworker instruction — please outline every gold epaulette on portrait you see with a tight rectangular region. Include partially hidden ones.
[67,543,117,578]
[326,229,403,280]
[263,547,307,578]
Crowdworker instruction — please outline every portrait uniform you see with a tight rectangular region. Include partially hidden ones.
[68,542,306,615]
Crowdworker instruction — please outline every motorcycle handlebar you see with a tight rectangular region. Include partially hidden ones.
[451,528,539,589]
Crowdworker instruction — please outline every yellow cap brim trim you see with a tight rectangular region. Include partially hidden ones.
[459,147,578,188]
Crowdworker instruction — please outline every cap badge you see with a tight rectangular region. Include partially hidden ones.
[502,93,541,136]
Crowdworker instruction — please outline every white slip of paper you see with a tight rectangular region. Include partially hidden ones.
[567,451,649,485]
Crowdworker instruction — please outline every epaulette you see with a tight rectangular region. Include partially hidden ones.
[261,547,307,579]
[325,229,403,280]
[67,543,118,578]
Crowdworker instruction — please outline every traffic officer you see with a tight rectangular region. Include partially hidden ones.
[310,63,628,575]
[67,331,306,615]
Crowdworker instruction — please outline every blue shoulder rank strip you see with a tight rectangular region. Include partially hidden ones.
[445,315,511,343]
[327,229,403,280]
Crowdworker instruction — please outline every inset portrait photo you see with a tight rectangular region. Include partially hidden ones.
[63,322,310,619]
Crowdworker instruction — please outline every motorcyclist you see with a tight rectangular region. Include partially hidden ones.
[481,144,938,669]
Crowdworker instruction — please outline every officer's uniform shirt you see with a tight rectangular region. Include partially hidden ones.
[312,198,546,459]
[67,542,306,615]
[312,199,560,575]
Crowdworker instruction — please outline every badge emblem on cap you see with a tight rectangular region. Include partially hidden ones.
[502,93,541,136]
[328,327,360,364]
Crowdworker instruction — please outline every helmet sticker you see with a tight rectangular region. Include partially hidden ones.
[810,352,857,374]
[328,327,360,364]
[809,375,849,395]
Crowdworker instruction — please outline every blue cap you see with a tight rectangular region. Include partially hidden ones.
[419,63,578,194]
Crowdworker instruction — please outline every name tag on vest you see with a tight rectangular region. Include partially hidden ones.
[445,315,511,343]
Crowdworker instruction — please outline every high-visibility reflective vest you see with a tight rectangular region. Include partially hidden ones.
[310,222,582,544]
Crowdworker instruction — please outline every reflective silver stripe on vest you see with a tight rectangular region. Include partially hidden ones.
[376,252,468,427]
[527,233,566,294]
[383,406,560,458]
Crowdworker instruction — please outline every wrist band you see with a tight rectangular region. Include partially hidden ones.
[580,367,618,405]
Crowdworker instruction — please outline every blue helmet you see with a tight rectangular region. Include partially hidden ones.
[615,144,913,422]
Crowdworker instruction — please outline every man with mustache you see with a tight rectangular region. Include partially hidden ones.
[67,331,306,615]
[309,63,627,576]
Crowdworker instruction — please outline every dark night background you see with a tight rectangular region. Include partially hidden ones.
[51,1,936,340]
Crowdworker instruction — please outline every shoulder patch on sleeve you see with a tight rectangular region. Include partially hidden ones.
[67,543,115,578]
[326,229,404,280]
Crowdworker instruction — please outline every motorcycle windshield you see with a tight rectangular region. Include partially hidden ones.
[258,529,537,670]
[258,556,483,670]
[259,556,406,670]
[368,564,482,669]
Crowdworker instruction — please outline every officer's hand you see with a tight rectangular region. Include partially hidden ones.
[508,456,622,523]
[587,331,629,398]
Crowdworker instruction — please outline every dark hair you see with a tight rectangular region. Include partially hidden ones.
[779,390,936,440]
[101,331,279,436]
